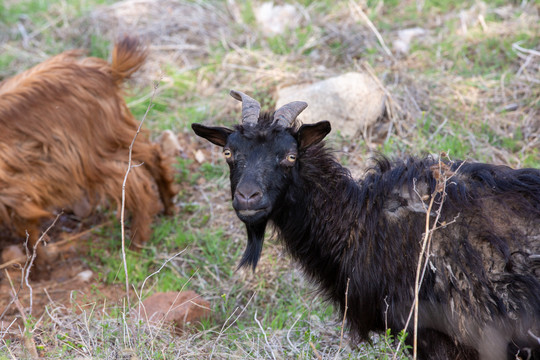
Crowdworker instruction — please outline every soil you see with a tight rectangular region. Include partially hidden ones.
[0,213,126,335]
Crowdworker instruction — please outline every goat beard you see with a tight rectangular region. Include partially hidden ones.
[237,223,266,271]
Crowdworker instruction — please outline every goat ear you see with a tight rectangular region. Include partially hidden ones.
[192,123,233,147]
[297,121,331,150]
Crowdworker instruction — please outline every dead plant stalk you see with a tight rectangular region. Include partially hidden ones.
[120,81,159,305]
[336,277,350,357]
[209,292,256,360]
[412,188,438,360]
[349,1,394,59]
[392,156,461,360]
[26,212,63,313]
[5,271,38,360]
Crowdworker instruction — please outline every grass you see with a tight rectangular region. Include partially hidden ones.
[0,0,538,358]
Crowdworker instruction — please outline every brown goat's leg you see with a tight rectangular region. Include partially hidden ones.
[149,154,177,215]
[128,212,153,250]
[153,162,176,216]
[134,143,177,215]
[14,219,54,280]
[124,169,161,249]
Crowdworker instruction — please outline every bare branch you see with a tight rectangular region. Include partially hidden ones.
[210,292,256,360]
[349,1,394,59]
[254,310,277,360]
[337,277,350,352]
[394,155,464,359]
[25,212,63,314]
[120,80,160,306]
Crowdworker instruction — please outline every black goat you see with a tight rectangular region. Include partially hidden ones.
[192,90,540,360]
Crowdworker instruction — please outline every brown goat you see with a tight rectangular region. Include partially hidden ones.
[0,37,176,274]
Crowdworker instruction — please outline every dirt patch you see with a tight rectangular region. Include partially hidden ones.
[0,215,126,336]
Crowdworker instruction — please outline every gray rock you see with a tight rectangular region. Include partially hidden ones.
[276,72,386,138]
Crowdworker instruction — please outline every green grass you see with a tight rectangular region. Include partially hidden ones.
[124,65,217,133]
[80,214,385,358]
[0,53,16,77]
[1,0,115,23]
[267,34,290,55]
[239,0,256,25]
[88,34,111,59]
[265,25,316,56]
[1,0,55,25]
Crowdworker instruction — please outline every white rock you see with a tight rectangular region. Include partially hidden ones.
[255,2,301,35]
[458,1,488,33]
[276,72,386,138]
[194,149,206,164]
[76,270,93,282]
[393,27,426,54]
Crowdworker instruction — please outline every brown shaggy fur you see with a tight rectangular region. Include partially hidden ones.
[0,37,177,274]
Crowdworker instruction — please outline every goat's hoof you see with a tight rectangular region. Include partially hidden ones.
[29,265,51,281]
[28,245,58,281]
[129,242,145,252]
[29,258,52,281]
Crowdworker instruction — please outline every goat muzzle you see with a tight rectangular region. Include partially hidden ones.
[232,184,269,223]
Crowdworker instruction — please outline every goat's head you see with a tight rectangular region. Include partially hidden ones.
[192,90,331,270]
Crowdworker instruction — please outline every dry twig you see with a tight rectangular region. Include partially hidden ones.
[338,277,350,352]
[392,155,463,360]
[254,310,277,360]
[120,81,160,305]
[5,272,38,359]
[209,292,256,360]
[349,1,394,59]
[309,341,323,360]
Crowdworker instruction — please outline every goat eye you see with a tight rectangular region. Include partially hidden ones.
[223,149,232,159]
[287,154,297,163]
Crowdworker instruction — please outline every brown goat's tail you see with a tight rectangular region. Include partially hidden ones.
[111,36,148,85]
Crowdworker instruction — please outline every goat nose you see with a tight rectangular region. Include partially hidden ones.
[235,187,262,209]
[237,189,261,202]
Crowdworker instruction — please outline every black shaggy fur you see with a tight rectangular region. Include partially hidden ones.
[193,114,540,360]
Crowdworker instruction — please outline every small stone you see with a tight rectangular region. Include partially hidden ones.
[1,245,25,265]
[76,270,93,282]
[138,291,210,331]
[393,27,426,54]
[255,2,301,35]
[194,150,206,164]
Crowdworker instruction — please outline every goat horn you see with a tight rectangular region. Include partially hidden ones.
[273,101,308,127]
[230,90,261,125]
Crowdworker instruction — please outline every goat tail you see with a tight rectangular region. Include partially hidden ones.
[111,36,148,85]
